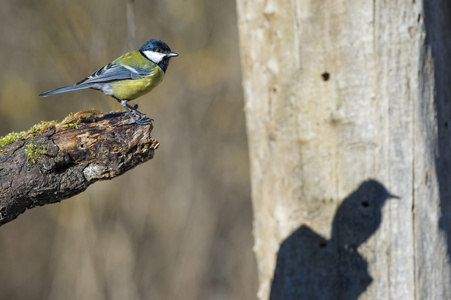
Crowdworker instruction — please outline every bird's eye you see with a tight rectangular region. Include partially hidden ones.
[155,48,161,53]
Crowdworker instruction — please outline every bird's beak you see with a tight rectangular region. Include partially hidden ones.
[168,52,179,58]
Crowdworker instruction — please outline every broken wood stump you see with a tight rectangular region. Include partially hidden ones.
[0,111,159,226]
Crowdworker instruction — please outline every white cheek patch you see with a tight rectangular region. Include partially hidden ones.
[143,50,167,64]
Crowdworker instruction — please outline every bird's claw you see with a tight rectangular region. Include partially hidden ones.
[121,114,153,125]
[134,113,153,123]
[135,117,153,125]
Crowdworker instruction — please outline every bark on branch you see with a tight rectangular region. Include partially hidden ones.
[0,111,159,226]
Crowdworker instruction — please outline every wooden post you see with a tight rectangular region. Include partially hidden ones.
[236,0,451,299]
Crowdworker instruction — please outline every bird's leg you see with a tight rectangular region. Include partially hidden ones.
[127,104,153,122]
[127,103,153,122]
[126,103,146,116]
[115,98,152,123]
[120,100,150,125]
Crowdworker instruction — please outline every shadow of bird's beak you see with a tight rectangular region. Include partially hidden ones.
[387,192,400,200]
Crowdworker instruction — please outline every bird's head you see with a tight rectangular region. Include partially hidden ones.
[140,39,178,72]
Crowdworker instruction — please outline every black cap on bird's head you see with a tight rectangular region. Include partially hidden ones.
[140,39,178,72]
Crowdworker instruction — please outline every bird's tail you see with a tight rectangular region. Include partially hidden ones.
[39,83,96,97]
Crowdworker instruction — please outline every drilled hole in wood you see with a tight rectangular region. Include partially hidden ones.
[321,72,330,81]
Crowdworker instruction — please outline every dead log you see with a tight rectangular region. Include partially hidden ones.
[0,111,159,226]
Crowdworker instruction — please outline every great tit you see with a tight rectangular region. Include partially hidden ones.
[40,39,178,124]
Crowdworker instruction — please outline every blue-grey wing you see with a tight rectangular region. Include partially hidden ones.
[76,63,150,85]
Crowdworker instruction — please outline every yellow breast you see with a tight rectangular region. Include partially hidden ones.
[109,67,165,100]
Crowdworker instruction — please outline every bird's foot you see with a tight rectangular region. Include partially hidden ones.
[132,109,147,117]
[132,110,153,123]
[135,116,154,124]
[121,114,153,125]
[119,100,153,125]
[128,104,147,117]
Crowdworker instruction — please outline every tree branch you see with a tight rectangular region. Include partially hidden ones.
[0,111,159,226]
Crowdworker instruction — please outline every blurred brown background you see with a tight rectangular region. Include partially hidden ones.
[0,0,257,299]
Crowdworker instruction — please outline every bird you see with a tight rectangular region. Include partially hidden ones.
[39,39,178,125]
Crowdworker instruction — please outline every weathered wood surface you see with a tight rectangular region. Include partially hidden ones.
[0,112,159,226]
[236,0,451,299]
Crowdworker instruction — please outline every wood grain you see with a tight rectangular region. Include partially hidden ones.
[236,0,451,299]
[0,112,159,226]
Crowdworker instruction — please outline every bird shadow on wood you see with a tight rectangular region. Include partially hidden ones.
[270,180,398,300]
[423,1,451,275]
